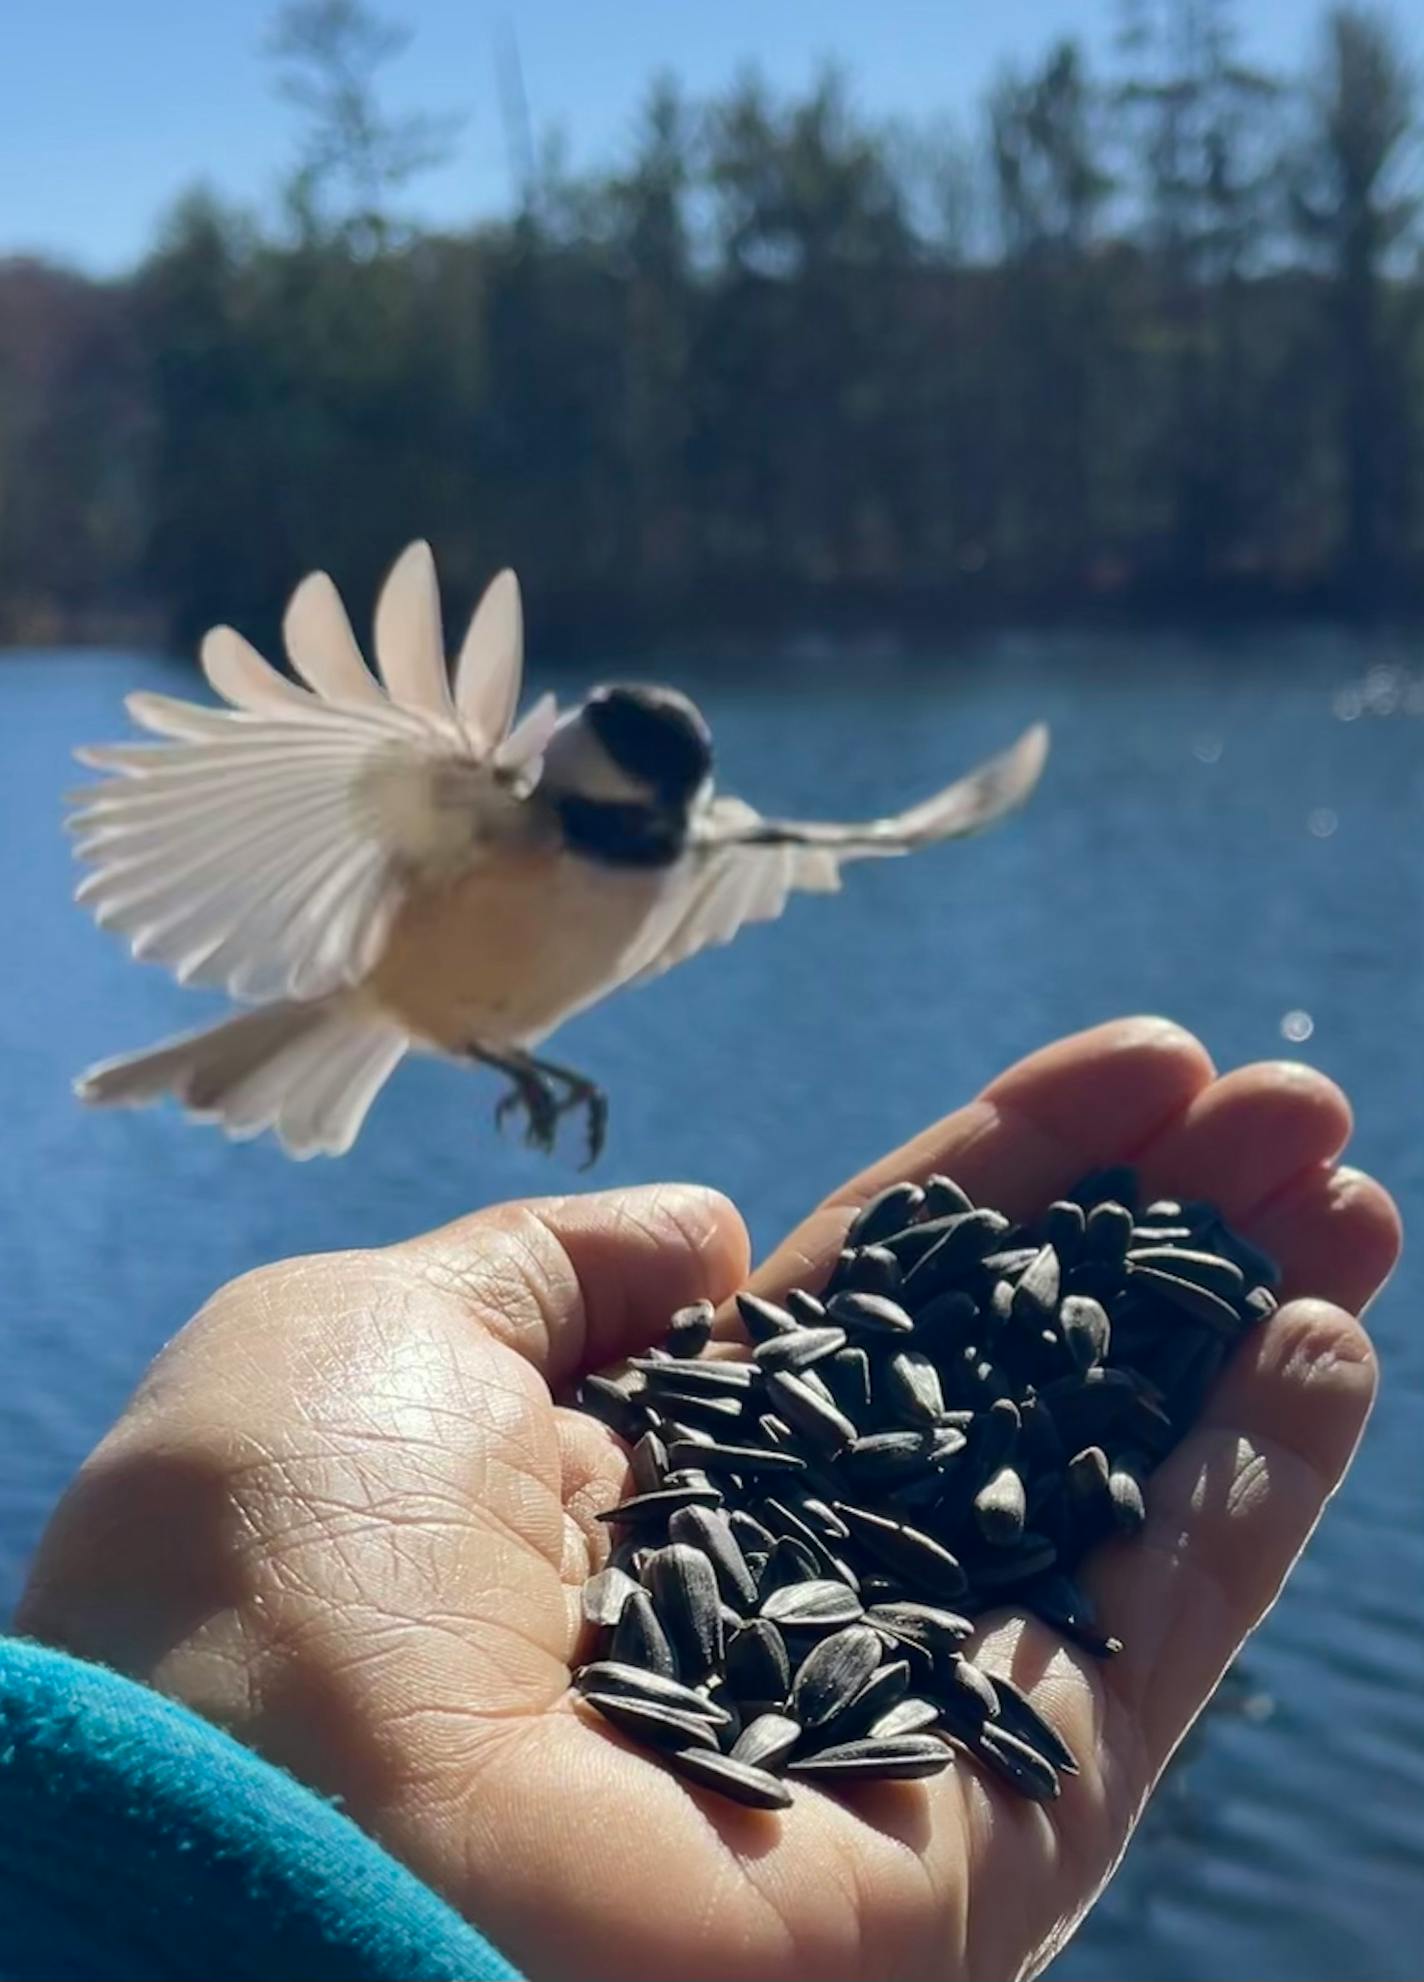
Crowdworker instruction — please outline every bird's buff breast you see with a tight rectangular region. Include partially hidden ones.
[363,845,664,1049]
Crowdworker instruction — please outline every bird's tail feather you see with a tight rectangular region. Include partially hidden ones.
[75,997,409,1158]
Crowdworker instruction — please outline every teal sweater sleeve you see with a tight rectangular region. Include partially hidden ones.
[0,1636,522,1982]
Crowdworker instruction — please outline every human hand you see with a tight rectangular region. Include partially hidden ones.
[19,1019,1400,1982]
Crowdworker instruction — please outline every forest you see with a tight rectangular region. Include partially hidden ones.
[0,0,1420,656]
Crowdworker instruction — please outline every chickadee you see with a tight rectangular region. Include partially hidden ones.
[71,542,1048,1162]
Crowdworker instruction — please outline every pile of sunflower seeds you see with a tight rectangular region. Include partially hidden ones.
[572,1165,1280,1812]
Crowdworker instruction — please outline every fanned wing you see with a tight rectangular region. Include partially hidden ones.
[71,547,549,1006]
[624,723,1048,985]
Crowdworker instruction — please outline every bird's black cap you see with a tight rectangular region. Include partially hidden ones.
[584,684,713,805]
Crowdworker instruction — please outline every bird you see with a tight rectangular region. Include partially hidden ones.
[69,542,1049,1164]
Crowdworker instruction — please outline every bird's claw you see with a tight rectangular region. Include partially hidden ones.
[494,1069,560,1154]
[567,1081,609,1170]
[492,1062,607,1165]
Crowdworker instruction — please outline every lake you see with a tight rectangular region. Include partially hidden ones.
[2,628,1422,1980]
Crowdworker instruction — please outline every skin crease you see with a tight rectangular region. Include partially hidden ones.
[17,1019,1401,1982]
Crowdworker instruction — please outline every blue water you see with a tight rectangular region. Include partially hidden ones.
[3,629,1422,1980]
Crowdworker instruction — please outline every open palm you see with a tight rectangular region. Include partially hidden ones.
[19,1018,1400,1982]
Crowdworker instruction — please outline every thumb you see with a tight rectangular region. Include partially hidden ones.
[390,1184,750,1389]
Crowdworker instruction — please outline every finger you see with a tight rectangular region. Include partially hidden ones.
[748,1017,1215,1300]
[1132,1062,1400,1307]
[1245,1164,1402,1314]
[1086,1295,1378,1789]
[1137,1060,1353,1222]
[392,1185,751,1388]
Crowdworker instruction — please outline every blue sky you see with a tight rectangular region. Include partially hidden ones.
[6,0,1330,273]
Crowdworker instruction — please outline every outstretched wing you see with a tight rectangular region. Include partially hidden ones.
[624,723,1048,985]
[69,546,554,1006]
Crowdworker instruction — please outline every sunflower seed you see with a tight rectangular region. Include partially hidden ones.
[760,1579,865,1630]
[876,1214,966,1270]
[970,1397,1021,1476]
[814,1657,912,1746]
[1127,1266,1245,1333]
[865,1601,975,1653]
[759,1497,846,1574]
[823,1346,873,1416]
[735,1292,800,1343]
[582,1565,641,1628]
[629,1429,670,1495]
[578,1373,648,1441]
[790,1625,884,1728]
[581,1692,722,1753]
[667,1745,794,1809]
[1244,1285,1278,1322]
[1140,1197,1185,1224]
[882,1349,947,1424]
[847,1182,926,1247]
[757,1534,824,1594]
[726,1618,791,1704]
[609,1588,678,1677]
[1107,1452,1147,1534]
[871,1696,943,1739]
[596,1481,723,1526]
[574,1662,730,1722]
[973,1466,1027,1546]
[1129,1246,1245,1297]
[666,1299,715,1358]
[1066,1444,1112,1516]
[1042,1200,1086,1261]
[1082,1201,1134,1266]
[981,1243,1040,1282]
[928,1424,970,1467]
[921,1175,975,1219]
[634,1357,759,1394]
[649,1390,747,1430]
[913,1289,979,1341]
[1059,1295,1111,1371]
[669,1439,807,1479]
[647,1544,724,1681]
[835,1506,968,1600]
[945,1656,1000,1720]
[831,1245,904,1295]
[754,1326,848,1373]
[787,1488,851,1539]
[764,1371,860,1455]
[988,1672,1079,1774]
[789,1733,953,1782]
[842,1430,933,1486]
[904,1210,1011,1294]
[732,1711,802,1770]
[661,1420,713,1447]
[962,1722,1061,1799]
[669,1504,759,1610]
[825,1291,916,1337]
[785,1287,830,1326]
[728,1509,777,1554]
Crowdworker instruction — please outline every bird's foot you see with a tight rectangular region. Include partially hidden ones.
[493,1063,561,1155]
[544,1068,608,1170]
[483,1048,607,1165]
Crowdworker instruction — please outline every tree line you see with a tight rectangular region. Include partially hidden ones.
[0,0,1420,657]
